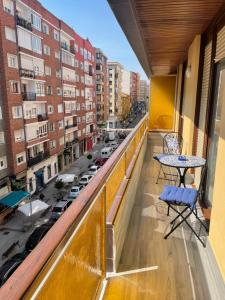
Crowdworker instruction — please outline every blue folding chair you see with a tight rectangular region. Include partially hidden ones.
[159,166,208,247]
[154,132,183,184]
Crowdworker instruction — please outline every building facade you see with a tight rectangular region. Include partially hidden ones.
[130,71,140,103]
[0,0,96,194]
[139,79,149,102]
[108,61,123,121]
[95,48,108,126]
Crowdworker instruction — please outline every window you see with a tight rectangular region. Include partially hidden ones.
[75,60,79,68]
[49,140,56,149]
[77,117,81,124]
[44,45,50,56]
[45,66,51,76]
[58,120,64,129]
[55,51,60,59]
[48,122,55,132]
[0,156,7,170]
[59,136,64,146]
[82,116,86,122]
[56,70,61,78]
[32,35,42,54]
[47,165,51,179]
[14,129,25,142]
[62,51,75,67]
[0,132,5,144]
[81,76,84,83]
[58,104,63,113]
[7,54,18,68]
[46,86,52,95]
[76,75,80,82]
[42,23,49,35]
[10,81,20,93]
[28,178,33,192]
[3,0,14,15]
[54,162,57,174]
[57,87,62,95]
[5,26,16,42]
[0,107,2,120]
[53,30,59,41]
[35,82,45,96]
[16,152,26,165]
[12,106,22,119]
[80,48,83,55]
[48,105,54,114]
[76,103,80,111]
[31,13,41,31]
[76,89,80,97]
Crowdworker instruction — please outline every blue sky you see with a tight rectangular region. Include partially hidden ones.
[40,0,148,81]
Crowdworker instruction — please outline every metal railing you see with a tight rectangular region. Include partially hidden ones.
[27,151,50,167]
[65,123,78,130]
[22,92,36,101]
[20,68,35,79]
[37,114,48,122]
[16,15,32,31]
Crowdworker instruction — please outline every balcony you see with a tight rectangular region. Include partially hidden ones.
[65,123,77,130]
[20,68,35,79]
[16,15,32,31]
[65,138,78,148]
[22,92,36,101]
[27,151,50,167]
[37,114,48,122]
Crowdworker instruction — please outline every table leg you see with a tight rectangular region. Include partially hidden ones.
[177,168,189,187]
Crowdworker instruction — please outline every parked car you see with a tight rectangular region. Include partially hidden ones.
[0,252,28,287]
[56,174,78,184]
[101,147,113,159]
[25,222,54,252]
[108,141,119,151]
[79,175,94,186]
[88,165,100,175]
[95,158,108,167]
[68,185,84,198]
[51,200,72,220]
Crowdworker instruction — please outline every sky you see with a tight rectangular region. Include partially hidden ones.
[40,0,148,81]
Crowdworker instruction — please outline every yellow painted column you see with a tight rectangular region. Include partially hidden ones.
[148,76,176,131]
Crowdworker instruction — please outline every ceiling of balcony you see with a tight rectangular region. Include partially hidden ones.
[108,0,225,76]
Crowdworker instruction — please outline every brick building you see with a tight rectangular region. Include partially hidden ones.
[130,71,140,103]
[0,0,96,194]
[95,48,108,126]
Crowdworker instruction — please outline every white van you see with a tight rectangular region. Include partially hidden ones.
[101,147,112,159]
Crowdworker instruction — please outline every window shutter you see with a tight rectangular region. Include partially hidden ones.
[215,26,225,62]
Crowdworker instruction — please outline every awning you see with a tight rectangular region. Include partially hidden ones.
[0,191,29,208]
[18,200,49,217]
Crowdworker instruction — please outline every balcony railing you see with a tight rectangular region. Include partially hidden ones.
[27,151,50,168]
[22,92,36,101]
[65,123,78,130]
[37,114,48,122]
[61,42,70,51]
[20,68,35,79]
[16,15,32,31]
[0,115,148,299]
[65,138,78,148]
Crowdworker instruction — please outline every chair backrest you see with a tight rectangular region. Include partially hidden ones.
[163,132,183,155]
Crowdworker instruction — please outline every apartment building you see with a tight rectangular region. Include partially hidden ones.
[95,48,108,126]
[139,79,149,102]
[130,71,140,103]
[0,0,96,194]
[108,61,123,121]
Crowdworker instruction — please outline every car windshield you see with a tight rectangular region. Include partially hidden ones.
[71,188,78,192]
[80,178,88,182]
[52,207,62,213]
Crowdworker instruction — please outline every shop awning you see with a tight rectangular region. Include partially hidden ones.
[0,191,29,208]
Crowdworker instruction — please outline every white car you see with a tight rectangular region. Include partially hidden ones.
[56,174,78,184]
[79,175,94,186]
[88,165,100,175]
[68,185,84,198]
[109,141,119,151]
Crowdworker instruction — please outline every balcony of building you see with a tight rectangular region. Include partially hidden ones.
[20,68,35,79]
[16,15,32,31]
[27,150,50,168]
[27,142,49,168]
[22,92,36,101]
[1,1,225,299]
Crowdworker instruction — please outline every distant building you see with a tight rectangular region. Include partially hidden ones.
[95,48,108,126]
[139,80,149,102]
[108,62,123,121]
[121,69,131,96]
[130,72,140,103]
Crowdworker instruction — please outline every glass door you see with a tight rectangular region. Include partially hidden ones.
[205,62,225,204]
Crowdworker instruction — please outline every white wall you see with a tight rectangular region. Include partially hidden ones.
[121,69,131,95]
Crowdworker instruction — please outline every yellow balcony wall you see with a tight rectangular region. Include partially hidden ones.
[149,76,176,131]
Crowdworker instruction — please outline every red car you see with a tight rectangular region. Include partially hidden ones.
[95,158,108,166]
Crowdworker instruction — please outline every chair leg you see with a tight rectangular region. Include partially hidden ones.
[167,205,170,216]
[156,164,162,184]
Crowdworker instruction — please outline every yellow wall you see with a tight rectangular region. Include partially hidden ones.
[149,76,176,131]
[208,78,225,281]
[181,35,201,155]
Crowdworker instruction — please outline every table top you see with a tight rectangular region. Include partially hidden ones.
[159,154,206,168]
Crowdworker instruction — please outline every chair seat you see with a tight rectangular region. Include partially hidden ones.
[159,185,198,208]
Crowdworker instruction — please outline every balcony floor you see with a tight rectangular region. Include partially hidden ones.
[104,134,209,300]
